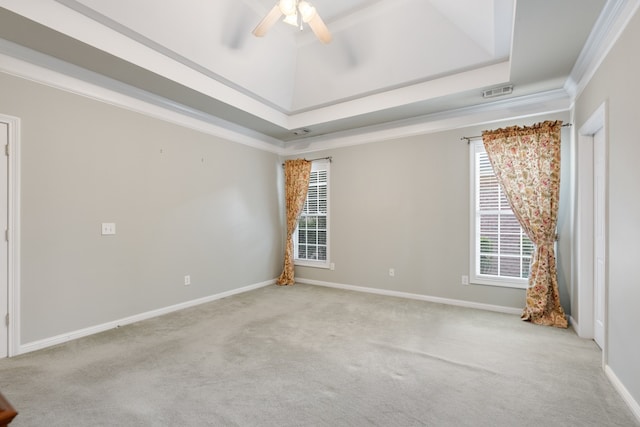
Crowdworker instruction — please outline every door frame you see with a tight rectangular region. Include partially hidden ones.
[575,102,607,366]
[0,114,20,357]
[592,126,606,349]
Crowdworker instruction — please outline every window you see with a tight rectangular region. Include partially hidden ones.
[470,140,532,288]
[294,160,330,268]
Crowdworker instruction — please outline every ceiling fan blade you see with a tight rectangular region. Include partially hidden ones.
[252,4,283,37]
[306,13,332,44]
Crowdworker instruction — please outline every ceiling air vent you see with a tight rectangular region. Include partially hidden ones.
[482,85,513,99]
[292,128,311,136]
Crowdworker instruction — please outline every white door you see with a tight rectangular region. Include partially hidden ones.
[0,122,8,358]
[593,127,605,349]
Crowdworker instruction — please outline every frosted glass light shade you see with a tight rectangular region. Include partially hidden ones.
[283,13,298,26]
[278,0,297,16]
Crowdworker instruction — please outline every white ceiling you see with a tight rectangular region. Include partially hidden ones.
[0,0,608,147]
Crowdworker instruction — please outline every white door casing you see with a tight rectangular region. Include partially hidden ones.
[575,102,607,363]
[593,127,606,349]
[0,122,7,358]
[0,114,20,358]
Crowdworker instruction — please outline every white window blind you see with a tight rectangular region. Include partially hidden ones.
[471,141,532,288]
[294,161,330,268]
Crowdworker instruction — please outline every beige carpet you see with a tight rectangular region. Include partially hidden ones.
[0,284,637,426]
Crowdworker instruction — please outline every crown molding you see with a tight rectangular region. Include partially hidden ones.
[0,35,570,157]
[284,89,572,155]
[0,37,572,158]
[565,0,640,99]
[0,39,285,154]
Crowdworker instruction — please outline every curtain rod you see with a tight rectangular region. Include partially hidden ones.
[282,156,332,166]
[460,123,572,143]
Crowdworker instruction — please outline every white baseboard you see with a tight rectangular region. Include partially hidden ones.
[605,365,640,423]
[569,315,579,333]
[18,279,275,355]
[297,278,523,315]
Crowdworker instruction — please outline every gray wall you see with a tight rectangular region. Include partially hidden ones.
[0,72,283,344]
[0,67,576,348]
[293,111,572,312]
[574,8,640,406]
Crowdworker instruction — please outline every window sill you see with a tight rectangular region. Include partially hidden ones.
[295,260,331,269]
[470,276,528,290]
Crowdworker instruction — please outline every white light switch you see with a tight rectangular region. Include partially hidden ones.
[101,223,116,235]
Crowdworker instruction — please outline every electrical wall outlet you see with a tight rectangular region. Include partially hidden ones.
[389,268,395,277]
[101,223,116,235]
[184,275,191,286]
[330,263,335,271]
[461,275,469,285]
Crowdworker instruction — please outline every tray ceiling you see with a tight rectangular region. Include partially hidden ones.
[0,0,608,145]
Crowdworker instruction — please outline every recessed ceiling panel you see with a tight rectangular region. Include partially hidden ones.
[292,0,514,111]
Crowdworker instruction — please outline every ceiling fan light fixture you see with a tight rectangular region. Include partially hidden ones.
[252,0,332,43]
[278,0,297,16]
[283,13,299,27]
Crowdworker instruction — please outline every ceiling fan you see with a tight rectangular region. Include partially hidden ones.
[252,0,332,44]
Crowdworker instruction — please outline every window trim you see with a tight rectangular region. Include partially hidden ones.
[469,140,529,289]
[294,159,330,269]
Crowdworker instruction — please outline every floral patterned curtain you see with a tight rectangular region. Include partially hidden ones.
[277,159,312,286]
[482,121,567,328]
